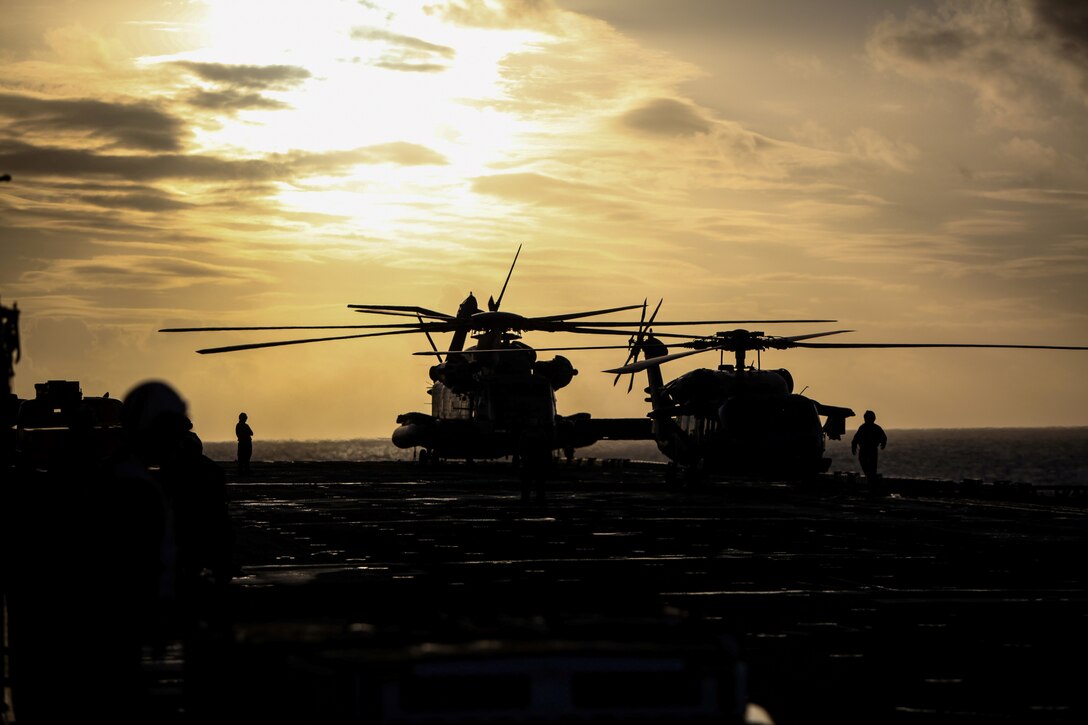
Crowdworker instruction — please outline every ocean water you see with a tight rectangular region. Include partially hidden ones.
[202,427,1087,487]
[825,427,1087,486]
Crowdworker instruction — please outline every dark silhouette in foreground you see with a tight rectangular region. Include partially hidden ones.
[236,411,253,475]
[0,297,18,725]
[852,409,887,484]
[6,381,184,723]
[157,427,235,718]
[4,379,236,724]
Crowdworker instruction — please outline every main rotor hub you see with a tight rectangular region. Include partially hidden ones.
[469,310,528,331]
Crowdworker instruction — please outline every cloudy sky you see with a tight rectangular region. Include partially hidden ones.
[2,0,1086,441]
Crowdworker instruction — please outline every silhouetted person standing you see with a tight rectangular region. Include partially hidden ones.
[852,410,887,483]
[236,411,253,475]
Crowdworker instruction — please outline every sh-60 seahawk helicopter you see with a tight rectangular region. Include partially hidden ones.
[606,317,1088,480]
[160,248,834,479]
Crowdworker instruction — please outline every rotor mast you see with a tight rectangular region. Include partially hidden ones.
[708,329,762,373]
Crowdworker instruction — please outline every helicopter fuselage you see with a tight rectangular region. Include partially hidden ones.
[391,340,597,462]
[644,360,854,477]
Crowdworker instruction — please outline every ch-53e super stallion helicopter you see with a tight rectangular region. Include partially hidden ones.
[160,248,833,480]
[605,318,1088,480]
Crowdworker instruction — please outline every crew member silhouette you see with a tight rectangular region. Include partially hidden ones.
[851,410,888,483]
[236,412,253,475]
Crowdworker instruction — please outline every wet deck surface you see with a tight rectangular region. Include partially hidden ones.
[7,460,1083,723]
[193,460,1087,724]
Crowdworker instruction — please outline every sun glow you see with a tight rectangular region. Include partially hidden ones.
[159,0,551,239]
[188,1,542,154]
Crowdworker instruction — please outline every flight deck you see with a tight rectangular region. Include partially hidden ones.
[142,460,1088,724]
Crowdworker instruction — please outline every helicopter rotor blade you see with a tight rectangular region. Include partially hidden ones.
[416,344,640,356]
[535,318,837,328]
[629,299,662,354]
[161,322,427,332]
[659,328,855,352]
[782,329,854,342]
[615,299,647,388]
[347,304,453,320]
[350,309,449,320]
[630,299,664,393]
[603,346,713,374]
[488,316,837,334]
[768,329,855,347]
[621,299,649,391]
[645,298,663,326]
[554,326,709,340]
[791,342,1088,350]
[164,307,740,338]
[195,328,423,354]
[529,303,648,324]
[601,334,1088,370]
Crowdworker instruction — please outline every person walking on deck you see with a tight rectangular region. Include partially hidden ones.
[851,410,887,485]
